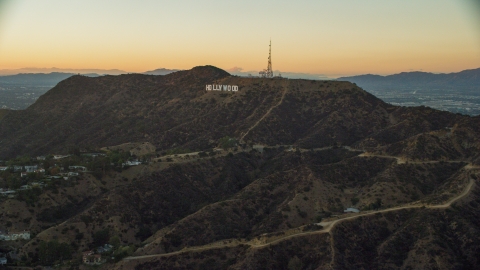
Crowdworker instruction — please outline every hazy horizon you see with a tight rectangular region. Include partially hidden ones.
[1,65,479,79]
[1,0,479,77]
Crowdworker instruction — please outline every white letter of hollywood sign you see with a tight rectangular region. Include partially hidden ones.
[206,84,238,92]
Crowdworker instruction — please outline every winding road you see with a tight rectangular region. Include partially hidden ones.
[123,174,476,261]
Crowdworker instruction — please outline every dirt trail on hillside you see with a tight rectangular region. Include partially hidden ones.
[121,150,475,262]
[123,175,476,261]
[121,150,478,262]
[240,81,289,142]
[358,152,470,166]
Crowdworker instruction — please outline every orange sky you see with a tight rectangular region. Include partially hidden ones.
[0,0,479,77]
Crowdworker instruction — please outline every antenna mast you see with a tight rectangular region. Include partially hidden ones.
[260,40,274,78]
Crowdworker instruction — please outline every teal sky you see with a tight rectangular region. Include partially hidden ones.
[0,0,479,77]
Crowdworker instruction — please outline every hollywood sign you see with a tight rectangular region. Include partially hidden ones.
[206,84,239,92]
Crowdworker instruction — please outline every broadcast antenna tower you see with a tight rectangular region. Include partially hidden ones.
[259,40,274,78]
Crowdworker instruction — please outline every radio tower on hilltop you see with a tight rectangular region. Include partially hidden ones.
[259,40,274,78]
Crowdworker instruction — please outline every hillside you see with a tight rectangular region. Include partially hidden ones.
[0,109,10,120]
[1,65,478,161]
[8,146,478,269]
[1,66,480,269]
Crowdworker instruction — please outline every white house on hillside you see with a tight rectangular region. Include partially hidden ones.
[124,160,142,166]
[24,165,38,172]
[0,231,30,241]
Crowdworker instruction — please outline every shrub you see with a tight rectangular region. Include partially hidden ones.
[135,226,152,241]
[38,240,72,265]
[350,197,359,205]
[218,136,237,150]
[93,228,110,247]
[75,232,84,240]
[297,209,307,218]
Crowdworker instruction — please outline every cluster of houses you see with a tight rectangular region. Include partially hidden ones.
[0,230,30,241]
[1,180,44,198]
[0,163,88,198]
[82,244,113,265]
[0,165,44,174]
[0,151,147,199]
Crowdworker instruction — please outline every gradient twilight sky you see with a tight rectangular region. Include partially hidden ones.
[0,0,479,77]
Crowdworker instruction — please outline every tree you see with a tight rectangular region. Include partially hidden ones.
[7,175,22,189]
[373,198,382,210]
[218,136,237,150]
[38,240,72,265]
[113,245,135,262]
[350,197,359,205]
[7,155,32,166]
[109,236,121,249]
[93,228,110,247]
[135,226,152,241]
[49,167,60,175]
[75,232,84,240]
[288,256,304,270]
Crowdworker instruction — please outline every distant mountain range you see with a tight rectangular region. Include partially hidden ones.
[0,72,100,87]
[0,67,127,76]
[3,67,479,87]
[143,68,181,75]
[0,67,329,81]
[0,69,182,87]
[0,67,184,76]
[337,68,480,116]
[338,68,480,91]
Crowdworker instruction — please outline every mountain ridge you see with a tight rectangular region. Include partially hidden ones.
[338,67,480,88]
[1,66,479,161]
